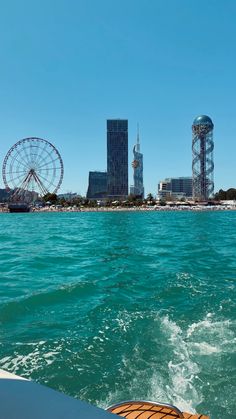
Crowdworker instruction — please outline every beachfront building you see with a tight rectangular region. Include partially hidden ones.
[158,177,192,200]
[130,125,144,198]
[86,171,107,199]
[107,119,128,199]
[192,115,214,200]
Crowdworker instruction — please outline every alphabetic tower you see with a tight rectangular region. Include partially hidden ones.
[192,115,214,201]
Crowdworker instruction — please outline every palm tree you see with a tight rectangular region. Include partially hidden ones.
[146,193,155,204]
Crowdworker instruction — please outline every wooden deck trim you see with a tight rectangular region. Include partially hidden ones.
[108,401,209,419]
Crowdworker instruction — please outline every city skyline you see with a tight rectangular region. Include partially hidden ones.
[0,1,236,196]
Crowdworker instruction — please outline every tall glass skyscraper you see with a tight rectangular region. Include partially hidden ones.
[107,119,128,198]
[86,171,107,199]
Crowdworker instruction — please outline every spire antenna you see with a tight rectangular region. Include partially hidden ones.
[136,123,140,152]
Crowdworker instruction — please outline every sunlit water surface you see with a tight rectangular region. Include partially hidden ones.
[0,211,235,419]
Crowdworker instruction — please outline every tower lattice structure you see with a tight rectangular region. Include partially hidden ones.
[192,115,214,201]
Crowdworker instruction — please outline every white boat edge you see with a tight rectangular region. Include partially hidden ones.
[0,368,115,419]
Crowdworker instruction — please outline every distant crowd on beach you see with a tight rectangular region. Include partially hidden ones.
[31,203,236,212]
[1,203,235,213]
[1,200,236,213]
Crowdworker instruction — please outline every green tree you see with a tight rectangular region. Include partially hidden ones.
[146,193,153,200]
[105,199,112,207]
[43,193,58,204]
[214,188,236,201]
[226,188,236,200]
[146,193,155,205]
[215,189,227,200]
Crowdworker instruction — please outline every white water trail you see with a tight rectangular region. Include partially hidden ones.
[147,315,201,413]
[147,313,235,414]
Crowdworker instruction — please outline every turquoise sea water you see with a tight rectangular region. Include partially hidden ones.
[0,211,235,418]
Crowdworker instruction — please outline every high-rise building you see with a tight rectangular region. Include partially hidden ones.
[130,125,144,198]
[192,115,214,200]
[86,171,107,199]
[107,119,128,198]
[158,177,192,199]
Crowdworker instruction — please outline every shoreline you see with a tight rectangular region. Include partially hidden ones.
[1,205,236,213]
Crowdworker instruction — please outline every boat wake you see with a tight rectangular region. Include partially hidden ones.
[99,310,235,417]
[0,307,235,418]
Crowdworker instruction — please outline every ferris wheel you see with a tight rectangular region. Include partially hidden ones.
[2,137,64,201]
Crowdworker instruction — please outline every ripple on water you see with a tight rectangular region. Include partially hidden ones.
[0,211,235,419]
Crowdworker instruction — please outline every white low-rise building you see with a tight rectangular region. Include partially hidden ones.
[158,177,192,200]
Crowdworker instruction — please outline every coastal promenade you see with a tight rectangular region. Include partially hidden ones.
[0,204,236,213]
[22,203,236,212]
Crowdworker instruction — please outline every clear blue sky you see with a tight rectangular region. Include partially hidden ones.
[0,0,235,196]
